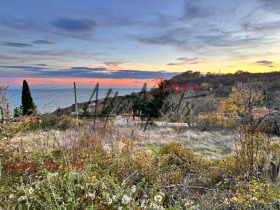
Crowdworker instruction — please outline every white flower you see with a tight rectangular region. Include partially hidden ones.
[9,194,15,199]
[88,191,96,200]
[35,181,41,189]
[154,195,163,203]
[18,196,27,202]
[141,199,147,208]
[118,207,123,210]
[122,194,131,205]
[252,197,258,201]
[150,202,164,210]
[108,198,112,205]
[27,187,34,194]
[131,185,137,193]
[112,195,117,201]
[101,183,106,189]
[150,203,159,210]
[185,200,194,207]
[47,172,59,178]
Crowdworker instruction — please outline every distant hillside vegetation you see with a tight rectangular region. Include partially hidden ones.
[53,71,280,116]
[164,70,280,97]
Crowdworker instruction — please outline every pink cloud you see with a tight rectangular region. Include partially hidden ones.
[1,77,156,88]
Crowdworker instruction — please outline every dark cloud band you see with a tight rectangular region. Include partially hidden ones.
[0,65,180,79]
[51,18,98,32]
[0,42,32,47]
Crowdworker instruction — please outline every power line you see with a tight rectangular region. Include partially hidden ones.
[76,84,92,97]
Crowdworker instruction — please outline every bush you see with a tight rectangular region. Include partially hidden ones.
[2,120,280,209]
[195,113,219,131]
[155,142,203,184]
[229,179,280,209]
[40,114,60,129]
[195,113,236,131]
[57,117,83,130]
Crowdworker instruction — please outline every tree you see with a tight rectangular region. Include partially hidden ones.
[13,105,23,117]
[193,71,201,78]
[149,80,172,118]
[13,107,20,117]
[235,70,244,74]
[132,80,172,124]
[222,83,263,118]
[0,85,9,123]
[160,88,209,126]
[21,80,36,115]
[82,103,90,116]
[132,98,149,118]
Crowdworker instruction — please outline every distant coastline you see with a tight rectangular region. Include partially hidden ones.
[7,88,143,114]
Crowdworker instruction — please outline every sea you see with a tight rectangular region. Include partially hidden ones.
[7,88,143,114]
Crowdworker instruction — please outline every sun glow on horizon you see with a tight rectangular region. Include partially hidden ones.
[1,77,157,89]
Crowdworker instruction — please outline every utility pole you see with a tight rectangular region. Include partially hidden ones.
[74,82,78,120]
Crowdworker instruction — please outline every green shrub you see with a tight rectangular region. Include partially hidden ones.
[40,114,60,129]
[195,113,236,131]
[156,142,202,184]
[57,117,83,130]
[2,120,280,209]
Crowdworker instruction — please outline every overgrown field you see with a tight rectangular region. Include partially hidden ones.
[1,118,280,209]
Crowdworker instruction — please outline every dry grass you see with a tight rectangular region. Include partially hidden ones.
[11,120,237,160]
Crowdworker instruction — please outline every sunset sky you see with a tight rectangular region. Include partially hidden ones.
[0,0,279,88]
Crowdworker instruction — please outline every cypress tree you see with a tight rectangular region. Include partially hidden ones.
[22,80,36,115]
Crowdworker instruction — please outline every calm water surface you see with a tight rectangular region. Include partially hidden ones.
[7,88,143,114]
